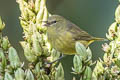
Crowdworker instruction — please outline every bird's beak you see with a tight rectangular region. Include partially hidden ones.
[43,23,50,26]
[42,21,50,26]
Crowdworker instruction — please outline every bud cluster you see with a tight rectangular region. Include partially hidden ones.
[92,2,120,80]
[17,0,64,80]
[72,42,93,80]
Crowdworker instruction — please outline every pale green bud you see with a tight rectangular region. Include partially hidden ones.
[5,65,13,74]
[115,59,120,68]
[20,20,29,29]
[22,8,29,21]
[114,53,120,68]
[0,17,5,31]
[43,75,50,80]
[106,33,112,40]
[111,66,120,75]
[42,7,48,22]
[103,53,111,65]
[40,0,46,7]
[4,72,13,80]
[72,55,82,74]
[0,49,6,71]
[32,33,42,56]
[35,62,42,74]
[8,47,21,69]
[27,8,35,20]
[102,43,110,53]
[117,26,120,40]
[92,72,98,80]
[18,0,29,20]
[35,0,41,12]
[2,37,10,50]
[36,7,44,24]
[94,61,104,75]
[39,75,50,80]
[20,41,37,62]
[83,66,92,80]
[55,63,64,80]
[41,7,49,30]
[50,49,60,62]
[107,22,117,40]
[42,46,50,56]
[25,69,34,80]
[92,61,105,80]
[115,5,120,23]
[75,42,87,60]
[86,47,92,62]
[15,68,25,80]
[110,41,116,54]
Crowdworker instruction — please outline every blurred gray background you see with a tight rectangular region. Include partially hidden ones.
[0,0,118,80]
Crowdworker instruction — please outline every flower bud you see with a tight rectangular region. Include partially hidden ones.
[55,63,64,80]
[35,0,41,12]
[86,47,92,62]
[35,62,42,74]
[102,43,110,53]
[0,17,5,31]
[0,49,6,72]
[75,42,87,60]
[93,61,104,75]
[107,22,117,40]
[20,41,37,62]
[49,49,60,62]
[83,66,92,80]
[27,8,35,20]
[4,72,13,80]
[41,75,50,80]
[8,47,21,69]
[32,33,42,56]
[36,7,44,24]
[115,5,120,23]
[25,69,34,80]
[72,55,82,74]
[2,37,10,50]
[15,68,25,80]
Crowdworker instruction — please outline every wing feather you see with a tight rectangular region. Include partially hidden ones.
[66,20,94,41]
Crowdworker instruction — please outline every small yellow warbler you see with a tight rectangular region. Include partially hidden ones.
[44,15,105,55]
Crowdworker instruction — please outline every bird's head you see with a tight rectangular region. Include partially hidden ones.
[43,15,66,28]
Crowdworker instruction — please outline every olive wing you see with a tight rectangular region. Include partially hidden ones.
[66,20,94,41]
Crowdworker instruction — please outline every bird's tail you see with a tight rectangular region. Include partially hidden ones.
[92,37,108,41]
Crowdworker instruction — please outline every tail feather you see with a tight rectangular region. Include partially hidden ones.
[92,37,108,41]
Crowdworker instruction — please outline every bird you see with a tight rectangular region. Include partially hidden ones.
[44,15,105,55]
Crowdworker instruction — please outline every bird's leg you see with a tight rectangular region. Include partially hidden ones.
[45,54,66,65]
[41,54,66,75]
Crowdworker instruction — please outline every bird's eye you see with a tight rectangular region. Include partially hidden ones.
[52,20,57,24]
[46,20,57,26]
